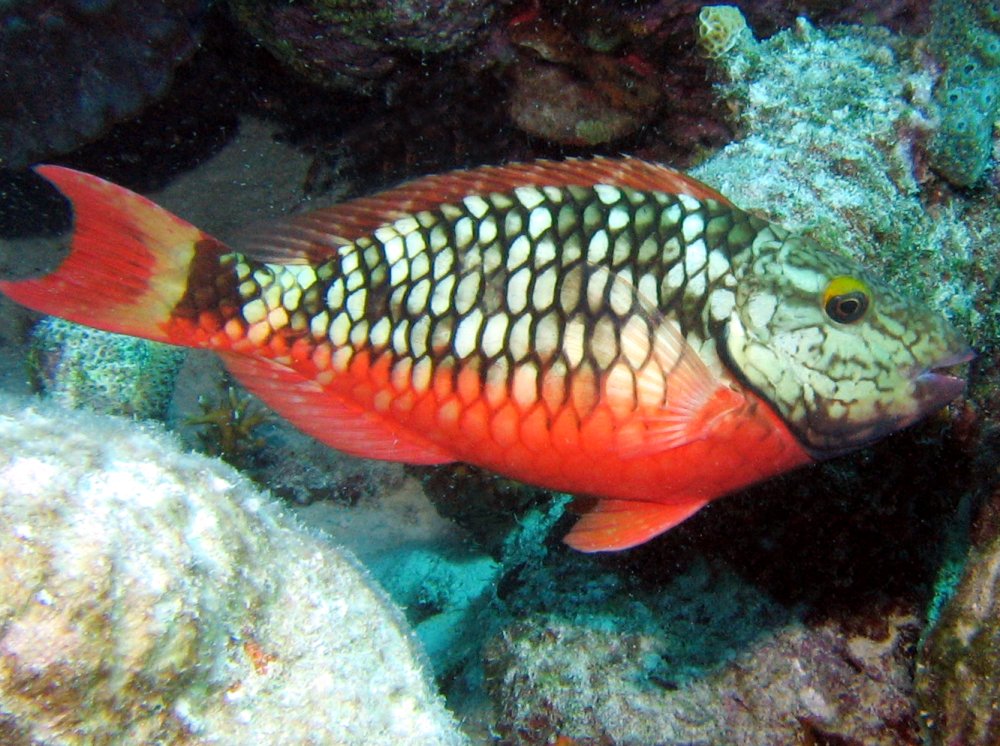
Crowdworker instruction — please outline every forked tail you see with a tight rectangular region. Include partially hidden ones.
[0,166,229,344]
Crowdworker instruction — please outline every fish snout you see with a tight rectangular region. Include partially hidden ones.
[911,346,974,413]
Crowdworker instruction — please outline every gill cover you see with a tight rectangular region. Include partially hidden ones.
[721,232,970,455]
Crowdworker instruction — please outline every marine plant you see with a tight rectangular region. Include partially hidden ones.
[187,381,270,469]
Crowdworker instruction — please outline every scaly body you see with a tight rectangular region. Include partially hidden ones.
[0,158,970,550]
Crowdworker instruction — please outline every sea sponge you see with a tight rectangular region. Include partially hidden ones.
[0,396,466,745]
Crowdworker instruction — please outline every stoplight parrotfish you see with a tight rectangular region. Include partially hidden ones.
[0,158,971,551]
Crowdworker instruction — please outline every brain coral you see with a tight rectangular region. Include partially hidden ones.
[0,395,466,745]
[0,0,209,169]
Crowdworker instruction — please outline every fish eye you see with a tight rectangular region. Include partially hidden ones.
[822,276,870,324]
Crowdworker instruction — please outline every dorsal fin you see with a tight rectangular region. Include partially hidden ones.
[238,157,733,264]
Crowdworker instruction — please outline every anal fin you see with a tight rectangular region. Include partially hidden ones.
[219,352,455,465]
[564,498,708,552]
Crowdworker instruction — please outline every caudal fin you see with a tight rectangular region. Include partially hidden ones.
[0,166,228,344]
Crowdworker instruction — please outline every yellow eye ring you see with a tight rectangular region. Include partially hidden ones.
[823,276,871,324]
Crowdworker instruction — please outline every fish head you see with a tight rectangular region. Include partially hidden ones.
[721,232,972,456]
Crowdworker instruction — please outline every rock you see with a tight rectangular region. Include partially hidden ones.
[917,503,1000,745]
[0,396,465,746]
[484,559,919,745]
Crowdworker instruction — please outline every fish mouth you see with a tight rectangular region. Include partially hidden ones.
[912,347,975,411]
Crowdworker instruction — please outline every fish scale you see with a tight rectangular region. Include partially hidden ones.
[0,158,969,552]
[200,185,751,434]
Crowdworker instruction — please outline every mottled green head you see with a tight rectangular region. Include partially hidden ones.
[722,229,971,456]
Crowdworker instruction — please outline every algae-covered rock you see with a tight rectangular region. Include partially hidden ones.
[695,10,989,342]
[927,0,1000,186]
[917,522,1000,745]
[484,560,918,745]
[0,396,465,746]
[29,317,184,419]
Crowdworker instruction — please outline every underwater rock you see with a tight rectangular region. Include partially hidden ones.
[29,317,185,420]
[0,0,209,169]
[0,397,465,746]
[916,494,1000,745]
[694,10,988,333]
[504,16,661,146]
[227,0,504,94]
[329,508,500,676]
[483,559,918,745]
[926,0,1000,186]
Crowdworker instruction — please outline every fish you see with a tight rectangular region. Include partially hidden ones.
[0,158,971,551]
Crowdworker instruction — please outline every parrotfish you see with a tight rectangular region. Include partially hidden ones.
[0,158,971,551]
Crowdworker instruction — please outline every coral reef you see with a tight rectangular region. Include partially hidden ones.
[227,0,504,94]
[29,317,185,419]
[484,560,918,744]
[0,0,209,169]
[0,396,465,745]
[693,11,989,336]
[926,0,1000,186]
[916,513,1000,745]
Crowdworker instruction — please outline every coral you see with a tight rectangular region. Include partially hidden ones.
[696,5,751,59]
[0,0,209,169]
[0,395,465,745]
[694,10,990,339]
[927,0,1000,186]
[916,512,1000,745]
[28,317,184,419]
[483,559,918,745]
[227,0,504,94]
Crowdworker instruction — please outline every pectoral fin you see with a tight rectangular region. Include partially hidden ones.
[563,497,708,552]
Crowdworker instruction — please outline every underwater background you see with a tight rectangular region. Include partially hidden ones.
[0,1,998,744]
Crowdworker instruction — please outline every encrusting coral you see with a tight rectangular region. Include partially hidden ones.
[28,317,185,420]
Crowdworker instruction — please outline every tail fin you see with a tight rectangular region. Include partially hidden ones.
[0,166,228,344]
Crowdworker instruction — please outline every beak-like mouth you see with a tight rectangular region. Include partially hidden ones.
[913,347,975,409]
